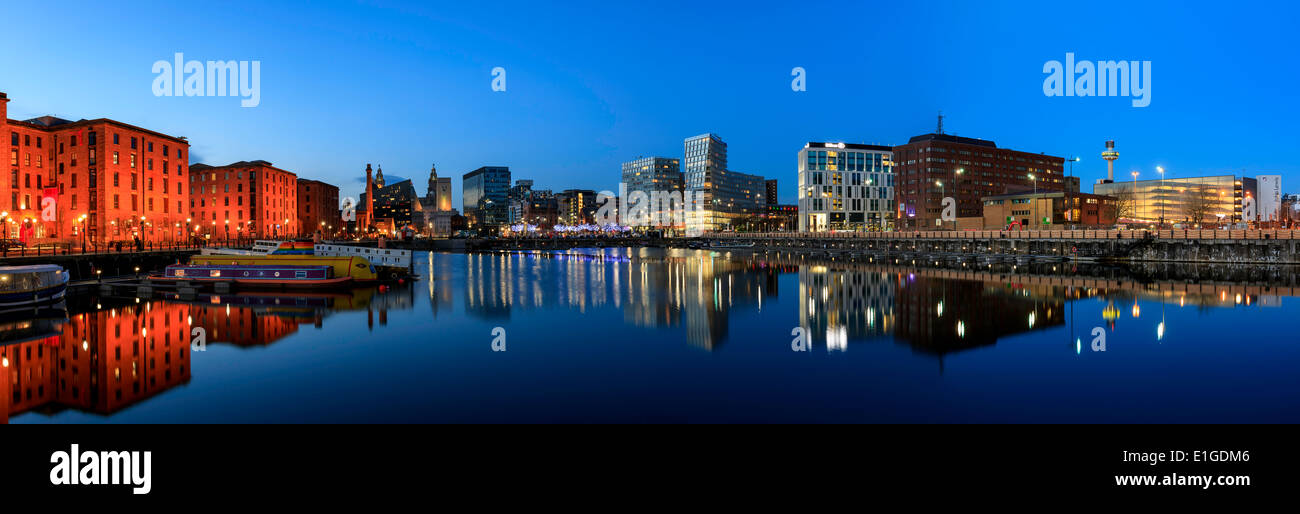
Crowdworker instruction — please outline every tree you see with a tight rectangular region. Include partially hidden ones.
[1181,185,1214,225]
[1103,189,1136,224]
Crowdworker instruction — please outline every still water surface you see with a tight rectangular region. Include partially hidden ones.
[4,249,1298,423]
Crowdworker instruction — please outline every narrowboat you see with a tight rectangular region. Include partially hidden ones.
[188,254,379,282]
[0,265,70,308]
[154,264,354,289]
[203,240,412,280]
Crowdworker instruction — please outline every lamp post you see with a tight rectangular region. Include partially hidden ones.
[78,214,88,253]
[954,168,965,224]
[1156,166,1166,228]
[1132,171,1140,226]
[1,211,8,257]
[935,180,946,230]
[224,219,230,245]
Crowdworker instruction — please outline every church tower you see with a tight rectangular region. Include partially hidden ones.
[375,165,386,189]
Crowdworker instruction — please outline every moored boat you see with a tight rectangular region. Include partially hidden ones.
[0,265,69,308]
[188,254,379,282]
[154,264,353,289]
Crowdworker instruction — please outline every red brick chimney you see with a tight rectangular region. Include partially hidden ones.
[0,92,8,125]
[364,163,374,228]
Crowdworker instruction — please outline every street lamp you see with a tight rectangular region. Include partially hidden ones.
[1,211,9,257]
[1132,171,1141,225]
[1028,173,1037,195]
[954,168,965,222]
[1156,166,1166,227]
[78,214,88,253]
[935,180,945,229]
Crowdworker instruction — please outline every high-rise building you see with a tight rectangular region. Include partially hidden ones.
[798,142,895,231]
[683,134,764,232]
[463,166,510,229]
[622,157,682,196]
[189,160,298,239]
[766,179,779,205]
[556,189,598,225]
[892,133,1065,230]
[507,179,534,224]
[621,156,682,227]
[3,92,191,245]
[297,179,340,236]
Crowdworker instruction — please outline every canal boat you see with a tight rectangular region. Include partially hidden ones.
[709,241,756,249]
[188,253,379,282]
[154,264,354,289]
[202,240,411,280]
[0,265,70,308]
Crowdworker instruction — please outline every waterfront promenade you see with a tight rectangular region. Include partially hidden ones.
[452,228,1300,264]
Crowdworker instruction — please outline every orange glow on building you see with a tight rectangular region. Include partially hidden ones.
[3,92,191,244]
[189,160,299,240]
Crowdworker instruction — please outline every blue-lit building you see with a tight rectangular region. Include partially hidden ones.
[683,134,766,232]
[463,166,511,229]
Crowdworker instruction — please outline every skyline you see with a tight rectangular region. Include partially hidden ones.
[2,1,1297,208]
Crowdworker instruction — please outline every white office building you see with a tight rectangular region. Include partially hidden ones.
[798,142,895,232]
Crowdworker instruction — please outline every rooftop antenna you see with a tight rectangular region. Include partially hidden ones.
[936,111,945,135]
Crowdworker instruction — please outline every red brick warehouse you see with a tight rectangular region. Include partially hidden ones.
[189,160,298,241]
[2,92,191,246]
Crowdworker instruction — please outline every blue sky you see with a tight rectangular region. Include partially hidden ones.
[2,0,1296,206]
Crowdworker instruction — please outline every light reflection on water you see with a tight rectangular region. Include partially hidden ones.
[5,248,1299,423]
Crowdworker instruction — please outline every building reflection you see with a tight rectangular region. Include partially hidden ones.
[456,249,1296,355]
[461,249,786,350]
[1,300,192,422]
[0,287,397,422]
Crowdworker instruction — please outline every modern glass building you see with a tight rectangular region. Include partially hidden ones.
[463,166,511,228]
[797,142,895,232]
[682,134,765,232]
[621,157,683,228]
[1093,175,1257,225]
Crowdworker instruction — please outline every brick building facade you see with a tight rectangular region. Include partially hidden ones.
[893,133,1064,230]
[297,178,340,237]
[189,160,298,241]
[3,92,191,246]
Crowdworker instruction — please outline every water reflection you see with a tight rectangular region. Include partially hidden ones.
[451,249,1300,356]
[5,249,1299,422]
[460,250,785,349]
[2,283,415,423]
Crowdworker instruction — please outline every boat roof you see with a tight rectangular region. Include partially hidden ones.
[0,265,65,273]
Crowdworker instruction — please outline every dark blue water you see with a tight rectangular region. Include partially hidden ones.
[5,249,1298,423]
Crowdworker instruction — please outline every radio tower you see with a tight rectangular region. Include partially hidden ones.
[1101,140,1119,182]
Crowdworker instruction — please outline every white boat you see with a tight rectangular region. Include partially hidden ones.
[0,265,70,308]
[204,240,413,269]
[709,241,756,249]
